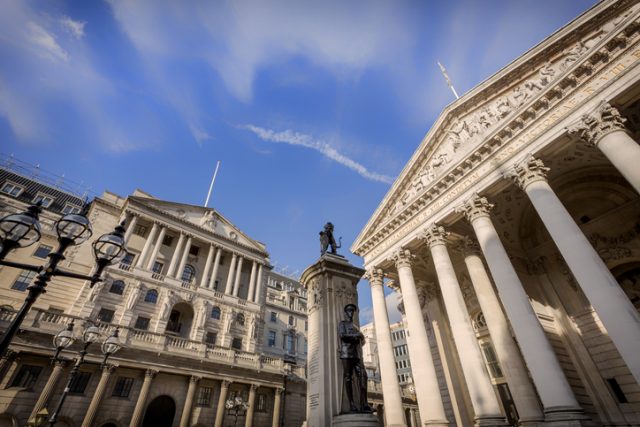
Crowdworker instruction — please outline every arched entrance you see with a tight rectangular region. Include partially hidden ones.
[165,302,194,338]
[142,395,176,427]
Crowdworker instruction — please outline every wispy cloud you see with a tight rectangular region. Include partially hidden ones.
[26,21,68,62]
[60,16,86,39]
[359,291,402,326]
[243,124,394,184]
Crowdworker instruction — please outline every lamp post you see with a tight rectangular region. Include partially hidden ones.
[0,202,128,358]
[225,395,249,427]
[47,323,122,426]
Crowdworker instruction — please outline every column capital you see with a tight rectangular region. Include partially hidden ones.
[102,364,118,374]
[249,383,259,391]
[275,387,284,395]
[391,248,414,269]
[221,379,232,388]
[190,375,202,384]
[363,268,385,286]
[506,156,549,190]
[145,369,159,379]
[52,358,68,368]
[569,102,629,146]
[419,225,449,248]
[456,194,494,222]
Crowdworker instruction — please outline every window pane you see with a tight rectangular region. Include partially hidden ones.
[69,372,91,393]
[231,338,242,350]
[33,244,53,259]
[10,365,42,388]
[144,290,158,304]
[121,253,135,265]
[134,317,150,330]
[152,262,164,273]
[11,270,36,291]
[109,281,125,295]
[181,265,196,283]
[211,307,221,320]
[206,332,217,345]
[97,309,115,323]
[197,386,213,406]
[112,377,134,398]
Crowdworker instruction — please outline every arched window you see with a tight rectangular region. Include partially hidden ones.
[211,306,221,320]
[144,289,158,304]
[236,313,245,325]
[181,265,196,283]
[109,280,125,295]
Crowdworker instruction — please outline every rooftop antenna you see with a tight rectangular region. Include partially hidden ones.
[204,160,221,208]
[437,61,459,100]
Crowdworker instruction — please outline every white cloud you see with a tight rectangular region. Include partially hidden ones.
[60,16,86,39]
[243,124,394,184]
[26,21,68,62]
[385,291,403,324]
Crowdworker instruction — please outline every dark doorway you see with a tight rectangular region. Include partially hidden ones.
[142,395,176,427]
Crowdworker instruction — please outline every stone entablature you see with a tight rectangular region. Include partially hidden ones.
[352,0,640,264]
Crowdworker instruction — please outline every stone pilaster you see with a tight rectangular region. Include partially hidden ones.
[272,387,284,427]
[245,384,259,427]
[179,375,201,427]
[129,369,158,427]
[81,364,117,427]
[29,360,67,422]
[214,380,231,427]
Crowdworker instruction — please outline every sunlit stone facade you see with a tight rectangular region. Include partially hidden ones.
[0,175,305,427]
[352,1,640,426]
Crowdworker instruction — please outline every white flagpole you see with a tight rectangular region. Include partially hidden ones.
[204,161,221,208]
[438,61,459,100]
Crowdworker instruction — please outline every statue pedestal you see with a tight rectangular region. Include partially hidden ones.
[300,254,365,427]
[332,413,379,427]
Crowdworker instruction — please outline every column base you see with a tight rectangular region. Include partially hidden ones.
[332,413,379,427]
[475,415,510,426]
[543,406,591,427]
[518,416,545,427]
[423,420,450,427]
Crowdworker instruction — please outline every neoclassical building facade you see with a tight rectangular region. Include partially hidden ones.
[352,1,640,426]
[0,177,305,427]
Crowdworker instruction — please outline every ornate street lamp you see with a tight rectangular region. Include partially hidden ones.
[225,395,249,427]
[47,323,121,426]
[0,202,127,358]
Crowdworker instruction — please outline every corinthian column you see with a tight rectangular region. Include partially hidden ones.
[254,264,264,303]
[124,213,138,243]
[421,225,506,426]
[136,222,158,268]
[146,225,166,270]
[570,103,640,194]
[167,233,185,277]
[245,384,259,427]
[457,196,585,422]
[247,261,258,301]
[272,387,284,427]
[214,380,231,427]
[81,364,116,427]
[209,247,223,290]
[225,253,238,295]
[365,268,406,427]
[179,376,200,427]
[392,248,448,426]
[29,360,66,422]
[130,369,158,427]
[176,235,193,279]
[508,156,640,385]
[201,244,215,288]
[233,256,244,296]
[460,237,543,425]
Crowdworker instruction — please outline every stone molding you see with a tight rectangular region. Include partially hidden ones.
[506,156,550,190]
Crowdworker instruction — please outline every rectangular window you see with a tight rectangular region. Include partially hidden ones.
[33,244,53,259]
[270,312,277,322]
[152,261,164,274]
[134,316,150,330]
[206,332,217,345]
[1,182,24,196]
[231,338,242,350]
[288,315,295,326]
[299,302,307,312]
[162,235,174,246]
[121,252,135,266]
[33,194,54,207]
[10,365,42,388]
[197,386,213,406]
[257,394,267,412]
[285,334,295,353]
[11,270,36,291]
[97,308,115,323]
[268,331,276,347]
[62,203,81,215]
[112,377,134,398]
[69,371,91,393]
[481,342,503,379]
[133,224,147,237]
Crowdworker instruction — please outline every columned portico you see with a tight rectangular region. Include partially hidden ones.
[209,246,223,289]
[176,235,193,279]
[272,387,283,427]
[393,248,449,426]
[146,224,166,270]
[508,156,640,384]
[29,360,66,422]
[248,261,258,301]
[137,222,158,268]
[460,237,543,425]
[421,225,507,426]
[233,256,244,296]
[179,375,200,427]
[81,364,116,427]
[226,253,238,295]
[365,268,406,427]
[124,212,138,243]
[167,233,185,277]
[214,380,231,427]
[245,384,259,427]
[129,369,158,427]
[458,195,585,422]
[201,244,215,288]
[570,103,640,194]
[254,263,264,303]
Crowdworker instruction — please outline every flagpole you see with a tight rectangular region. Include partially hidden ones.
[204,161,221,208]
[437,61,459,100]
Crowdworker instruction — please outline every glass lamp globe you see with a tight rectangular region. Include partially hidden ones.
[82,325,101,344]
[225,399,234,409]
[101,329,122,356]
[56,212,92,245]
[92,223,127,265]
[0,205,42,248]
[53,324,76,350]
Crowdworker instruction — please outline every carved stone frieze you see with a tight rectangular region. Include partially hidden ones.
[307,279,324,313]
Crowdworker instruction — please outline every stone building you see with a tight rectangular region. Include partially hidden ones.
[0,166,305,427]
[361,321,412,386]
[352,1,640,426]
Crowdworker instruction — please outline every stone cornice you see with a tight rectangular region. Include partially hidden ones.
[353,7,640,260]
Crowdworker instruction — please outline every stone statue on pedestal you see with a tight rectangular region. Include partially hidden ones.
[338,304,370,413]
[320,222,342,255]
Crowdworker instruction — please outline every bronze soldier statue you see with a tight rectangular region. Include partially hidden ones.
[320,222,342,255]
[338,304,370,413]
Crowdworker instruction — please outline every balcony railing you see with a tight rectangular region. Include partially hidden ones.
[0,307,291,375]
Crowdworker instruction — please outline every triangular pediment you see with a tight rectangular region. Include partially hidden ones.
[129,196,267,253]
[352,0,639,254]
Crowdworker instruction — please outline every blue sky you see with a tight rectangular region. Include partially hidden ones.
[0,0,598,324]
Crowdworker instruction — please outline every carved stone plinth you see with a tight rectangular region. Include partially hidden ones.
[300,253,365,427]
[332,413,379,427]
